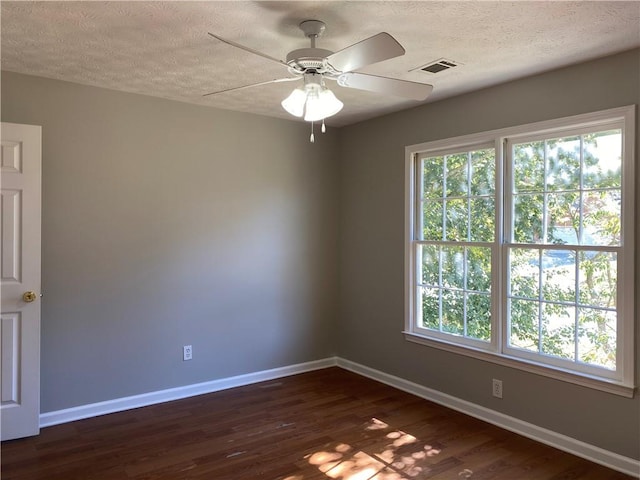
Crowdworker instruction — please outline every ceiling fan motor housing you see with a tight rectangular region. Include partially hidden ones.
[286,48,334,73]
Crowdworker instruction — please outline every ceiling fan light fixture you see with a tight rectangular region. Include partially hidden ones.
[282,75,344,123]
[304,87,343,122]
[281,87,306,117]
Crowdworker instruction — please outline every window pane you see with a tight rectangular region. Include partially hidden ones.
[423,156,444,198]
[513,141,544,192]
[420,246,493,342]
[509,248,539,299]
[421,148,496,245]
[422,200,443,241]
[583,131,622,189]
[513,194,544,243]
[578,308,616,370]
[445,153,468,197]
[578,251,617,308]
[467,247,491,293]
[582,190,621,246]
[509,298,539,352]
[420,287,440,330]
[442,289,464,335]
[547,192,580,245]
[470,198,494,242]
[419,245,440,286]
[466,293,491,341]
[441,247,465,290]
[445,198,467,241]
[546,136,580,191]
[541,249,576,303]
[541,303,575,360]
[470,149,495,196]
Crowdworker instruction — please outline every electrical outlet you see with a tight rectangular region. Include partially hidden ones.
[492,379,503,398]
[183,345,193,361]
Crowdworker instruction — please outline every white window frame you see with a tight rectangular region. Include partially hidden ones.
[404,106,636,397]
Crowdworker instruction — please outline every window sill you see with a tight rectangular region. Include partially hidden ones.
[403,331,636,398]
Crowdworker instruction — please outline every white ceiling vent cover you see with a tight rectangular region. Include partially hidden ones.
[413,58,462,74]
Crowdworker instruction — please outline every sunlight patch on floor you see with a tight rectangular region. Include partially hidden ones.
[284,417,469,479]
[283,417,476,480]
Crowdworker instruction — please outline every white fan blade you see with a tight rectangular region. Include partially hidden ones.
[327,32,405,73]
[203,77,300,97]
[337,72,432,101]
[208,32,289,68]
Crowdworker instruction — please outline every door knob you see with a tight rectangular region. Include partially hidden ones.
[22,291,37,303]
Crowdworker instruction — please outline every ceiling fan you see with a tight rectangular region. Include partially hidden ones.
[204,20,433,141]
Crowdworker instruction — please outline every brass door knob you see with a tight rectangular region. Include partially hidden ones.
[22,291,37,303]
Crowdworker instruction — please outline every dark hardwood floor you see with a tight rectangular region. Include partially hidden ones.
[1,367,634,479]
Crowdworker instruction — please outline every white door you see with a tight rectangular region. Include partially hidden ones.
[1,122,41,440]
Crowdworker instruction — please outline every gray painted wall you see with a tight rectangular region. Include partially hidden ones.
[337,48,640,460]
[2,72,339,412]
[1,48,638,461]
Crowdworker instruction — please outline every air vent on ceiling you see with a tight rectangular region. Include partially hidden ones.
[414,58,462,74]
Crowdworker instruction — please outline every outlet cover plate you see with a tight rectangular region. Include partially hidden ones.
[183,345,193,361]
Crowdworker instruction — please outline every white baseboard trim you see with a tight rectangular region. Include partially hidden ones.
[336,358,640,478]
[40,357,337,428]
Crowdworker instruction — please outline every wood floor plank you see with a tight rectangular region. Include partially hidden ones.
[1,367,634,479]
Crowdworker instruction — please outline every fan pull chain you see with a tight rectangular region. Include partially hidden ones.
[321,119,326,133]
[310,121,315,143]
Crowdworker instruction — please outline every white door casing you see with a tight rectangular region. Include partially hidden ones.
[1,122,42,440]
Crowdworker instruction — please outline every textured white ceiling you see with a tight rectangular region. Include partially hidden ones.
[2,1,639,127]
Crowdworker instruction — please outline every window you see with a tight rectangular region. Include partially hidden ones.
[404,107,635,396]
[415,145,496,347]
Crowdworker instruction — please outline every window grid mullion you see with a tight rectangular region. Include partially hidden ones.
[443,155,448,242]
[570,258,580,364]
[537,249,543,354]
[438,246,443,332]
[543,140,549,244]
[467,151,472,243]
[499,140,510,355]
[576,136,585,362]
[579,135,585,244]
[415,156,423,333]
[464,152,472,337]
[441,155,447,333]
[463,247,468,337]
[416,157,424,242]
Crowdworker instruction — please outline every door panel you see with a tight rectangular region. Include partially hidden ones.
[0,122,41,440]
[2,189,22,282]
